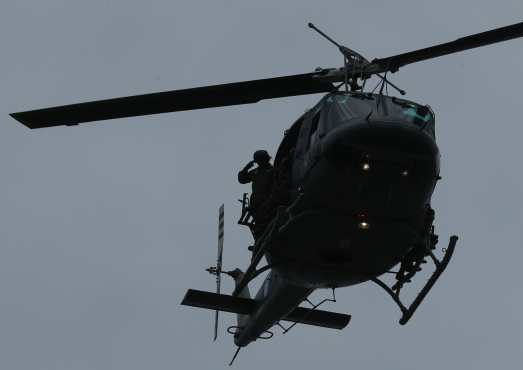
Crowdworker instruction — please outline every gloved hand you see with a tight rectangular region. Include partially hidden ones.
[245,160,256,170]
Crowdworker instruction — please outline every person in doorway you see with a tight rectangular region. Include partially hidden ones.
[238,150,275,238]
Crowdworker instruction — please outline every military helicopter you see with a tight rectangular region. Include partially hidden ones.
[10,21,523,365]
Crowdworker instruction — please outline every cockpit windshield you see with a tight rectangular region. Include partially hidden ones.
[318,92,436,139]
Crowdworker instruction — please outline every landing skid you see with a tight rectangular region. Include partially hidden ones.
[372,235,457,325]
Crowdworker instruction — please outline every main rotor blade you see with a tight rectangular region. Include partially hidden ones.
[371,22,523,72]
[11,72,334,129]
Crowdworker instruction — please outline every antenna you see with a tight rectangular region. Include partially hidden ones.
[229,346,242,366]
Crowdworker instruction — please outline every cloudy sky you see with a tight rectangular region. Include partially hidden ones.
[1,1,522,369]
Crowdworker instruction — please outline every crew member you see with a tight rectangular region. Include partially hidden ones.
[238,150,275,237]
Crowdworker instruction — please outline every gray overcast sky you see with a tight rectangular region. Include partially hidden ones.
[1,1,522,369]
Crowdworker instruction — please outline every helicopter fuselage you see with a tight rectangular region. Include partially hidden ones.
[269,92,439,287]
[234,92,440,346]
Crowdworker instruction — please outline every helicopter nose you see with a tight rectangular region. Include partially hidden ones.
[323,119,439,163]
[312,119,440,224]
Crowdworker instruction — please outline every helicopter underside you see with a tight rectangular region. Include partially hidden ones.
[268,209,419,287]
[269,120,440,288]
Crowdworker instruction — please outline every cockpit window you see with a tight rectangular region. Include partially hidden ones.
[390,97,434,123]
[402,106,432,122]
[317,92,436,139]
[307,110,321,150]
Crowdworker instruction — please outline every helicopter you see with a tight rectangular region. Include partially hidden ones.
[9,21,523,365]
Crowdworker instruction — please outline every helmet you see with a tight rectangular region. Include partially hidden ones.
[253,150,270,164]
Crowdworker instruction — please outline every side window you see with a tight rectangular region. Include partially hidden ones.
[307,111,321,151]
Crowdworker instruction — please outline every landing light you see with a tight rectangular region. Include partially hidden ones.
[358,221,370,230]
[401,169,409,176]
[362,163,370,171]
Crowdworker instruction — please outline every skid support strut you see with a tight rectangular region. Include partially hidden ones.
[232,207,286,297]
[372,235,457,325]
